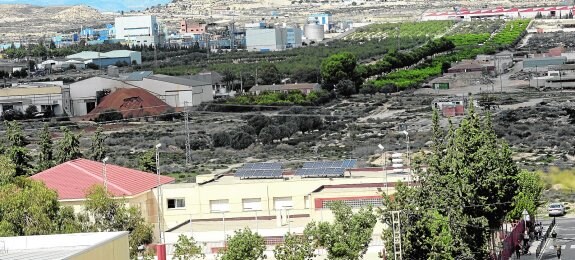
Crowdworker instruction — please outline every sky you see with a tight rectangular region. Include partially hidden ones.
[0,0,170,11]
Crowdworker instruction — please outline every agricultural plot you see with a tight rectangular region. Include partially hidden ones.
[486,19,530,47]
[445,20,505,47]
[368,19,531,90]
[345,20,454,42]
[446,19,505,35]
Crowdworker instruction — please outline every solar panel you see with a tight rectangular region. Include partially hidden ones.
[242,162,282,170]
[235,168,283,179]
[342,159,357,168]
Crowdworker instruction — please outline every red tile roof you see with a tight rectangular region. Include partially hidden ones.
[87,88,171,120]
[30,158,175,200]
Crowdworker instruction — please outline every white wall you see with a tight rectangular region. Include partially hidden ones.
[69,77,132,116]
[128,78,213,107]
[115,15,158,45]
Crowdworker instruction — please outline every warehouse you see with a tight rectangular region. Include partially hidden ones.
[66,50,142,67]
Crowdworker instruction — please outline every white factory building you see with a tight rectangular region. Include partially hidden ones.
[422,5,575,21]
[246,27,302,52]
[0,81,68,116]
[115,15,160,46]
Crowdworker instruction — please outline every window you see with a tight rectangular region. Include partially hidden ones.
[304,195,310,209]
[321,198,383,209]
[210,199,230,212]
[167,198,185,209]
[242,198,262,211]
[273,197,293,209]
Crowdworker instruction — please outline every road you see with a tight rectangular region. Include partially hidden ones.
[539,217,575,260]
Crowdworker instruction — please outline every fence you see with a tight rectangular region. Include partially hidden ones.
[536,217,556,258]
[499,220,525,260]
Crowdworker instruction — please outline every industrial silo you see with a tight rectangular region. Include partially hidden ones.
[304,23,324,42]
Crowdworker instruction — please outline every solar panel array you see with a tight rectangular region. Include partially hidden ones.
[296,159,357,178]
[295,167,346,177]
[302,159,357,169]
[242,162,282,170]
[235,163,284,179]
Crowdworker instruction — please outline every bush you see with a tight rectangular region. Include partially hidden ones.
[25,105,38,119]
[94,109,123,122]
[86,62,99,70]
[212,131,231,147]
[230,131,255,150]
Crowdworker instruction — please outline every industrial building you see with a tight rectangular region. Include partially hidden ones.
[180,19,207,34]
[304,23,325,42]
[522,56,567,72]
[66,50,142,66]
[246,27,302,52]
[308,12,333,32]
[423,5,575,21]
[115,15,160,46]
[0,231,129,260]
[68,72,213,116]
[0,81,68,116]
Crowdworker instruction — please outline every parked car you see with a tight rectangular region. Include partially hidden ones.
[548,203,566,217]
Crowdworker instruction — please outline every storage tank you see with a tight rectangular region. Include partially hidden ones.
[304,23,324,42]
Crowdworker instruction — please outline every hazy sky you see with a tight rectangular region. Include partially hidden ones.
[0,0,170,11]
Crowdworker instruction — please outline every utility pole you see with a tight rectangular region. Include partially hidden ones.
[391,211,403,260]
[255,67,258,86]
[184,101,191,165]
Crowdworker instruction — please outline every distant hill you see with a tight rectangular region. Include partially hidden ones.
[0,4,114,41]
[0,0,170,11]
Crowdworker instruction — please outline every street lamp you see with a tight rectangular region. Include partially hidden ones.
[378,144,388,193]
[155,143,163,244]
[401,130,410,183]
[102,157,109,192]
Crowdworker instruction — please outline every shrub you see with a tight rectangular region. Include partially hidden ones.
[230,131,255,150]
[94,109,123,122]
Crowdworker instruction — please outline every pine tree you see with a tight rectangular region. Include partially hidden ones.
[55,127,82,164]
[5,121,31,176]
[380,101,521,259]
[37,124,54,171]
[89,126,107,161]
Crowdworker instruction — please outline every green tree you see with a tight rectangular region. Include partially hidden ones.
[25,105,38,118]
[259,125,280,144]
[0,155,16,185]
[273,232,315,260]
[359,83,377,96]
[380,107,521,259]
[37,124,54,172]
[320,52,358,88]
[305,201,377,260]
[138,149,157,173]
[212,131,232,147]
[0,178,80,236]
[90,126,107,161]
[248,114,272,135]
[220,227,266,260]
[55,127,82,164]
[335,79,356,97]
[173,234,205,260]
[259,62,281,85]
[230,131,255,150]
[94,109,123,122]
[6,121,31,176]
[507,171,544,220]
[83,185,153,258]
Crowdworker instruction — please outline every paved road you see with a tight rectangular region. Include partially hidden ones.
[539,217,575,260]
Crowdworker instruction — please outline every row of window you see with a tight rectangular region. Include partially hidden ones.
[166,196,305,211]
[320,198,383,209]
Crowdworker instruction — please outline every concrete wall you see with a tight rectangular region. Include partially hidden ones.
[128,78,213,107]
[158,171,402,231]
[69,232,129,260]
[246,28,285,52]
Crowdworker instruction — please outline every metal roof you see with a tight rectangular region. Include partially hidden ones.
[30,158,174,200]
[66,50,139,60]
[126,71,153,81]
[147,74,211,87]
[0,231,128,260]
